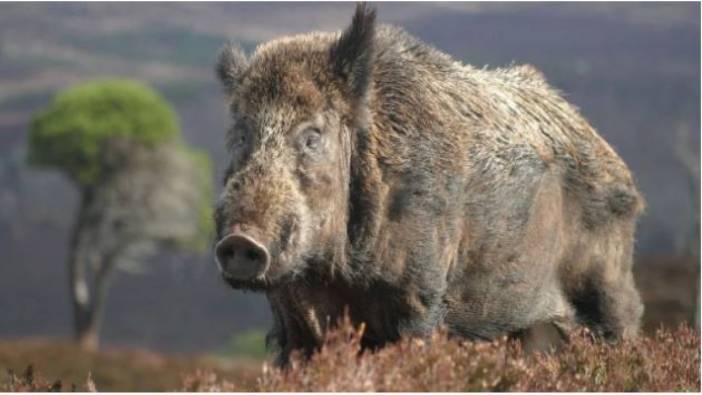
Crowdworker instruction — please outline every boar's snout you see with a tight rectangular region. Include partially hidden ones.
[215,232,270,281]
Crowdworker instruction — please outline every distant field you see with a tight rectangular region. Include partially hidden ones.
[0,339,261,391]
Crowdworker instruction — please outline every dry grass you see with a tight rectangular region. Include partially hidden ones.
[2,321,699,391]
[2,365,94,392]
[186,320,700,392]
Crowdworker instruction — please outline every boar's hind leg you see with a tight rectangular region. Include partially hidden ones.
[514,321,570,354]
[576,270,642,341]
[569,223,643,341]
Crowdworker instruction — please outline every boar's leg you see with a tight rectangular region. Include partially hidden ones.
[396,287,447,340]
[572,270,643,341]
[391,245,450,340]
[513,321,570,354]
[569,223,643,341]
[265,285,330,367]
[600,271,643,340]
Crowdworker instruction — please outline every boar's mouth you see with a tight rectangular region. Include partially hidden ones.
[221,274,271,291]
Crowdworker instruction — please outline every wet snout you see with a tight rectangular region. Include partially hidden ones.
[215,232,270,280]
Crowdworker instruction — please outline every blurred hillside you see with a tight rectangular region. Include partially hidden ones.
[0,2,699,353]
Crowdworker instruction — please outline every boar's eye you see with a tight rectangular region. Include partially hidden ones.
[234,134,247,148]
[300,128,322,152]
[228,120,250,151]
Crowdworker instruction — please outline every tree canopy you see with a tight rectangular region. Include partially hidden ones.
[27,79,213,253]
[28,79,180,187]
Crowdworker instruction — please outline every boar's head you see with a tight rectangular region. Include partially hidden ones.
[214,4,377,290]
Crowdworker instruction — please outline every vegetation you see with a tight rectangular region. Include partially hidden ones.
[26,79,214,351]
[2,322,697,392]
[221,329,269,360]
[187,321,700,392]
[28,79,179,187]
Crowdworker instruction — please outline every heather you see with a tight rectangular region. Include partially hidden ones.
[187,322,700,392]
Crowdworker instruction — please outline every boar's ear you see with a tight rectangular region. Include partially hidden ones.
[330,3,376,107]
[216,43,249,94]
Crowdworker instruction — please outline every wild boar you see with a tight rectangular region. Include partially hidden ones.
[213,4,645,364]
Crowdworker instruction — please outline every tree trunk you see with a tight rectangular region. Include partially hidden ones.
[67,189,110,351]
[74,264,112,352]
[88,253,115,349]
[68,193,92,350]
[76,322,99,351]
[675,127,700,329]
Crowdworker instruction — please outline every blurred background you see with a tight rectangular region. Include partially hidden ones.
[0,1,699,381]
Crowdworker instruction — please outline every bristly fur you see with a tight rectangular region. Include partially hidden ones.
[330,3,376,110]
[216,42,249,94]
[214,3,646,365]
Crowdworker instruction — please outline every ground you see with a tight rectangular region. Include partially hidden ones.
[0,257,698,391]
[0,339,259,391]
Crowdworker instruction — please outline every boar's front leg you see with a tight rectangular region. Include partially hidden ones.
[366,211,455,341]
[396,288,447,339]
[266,286,325,366]
[266,281,348,366]
[392,253,450,340]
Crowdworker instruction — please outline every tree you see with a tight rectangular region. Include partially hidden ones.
[27,79,213,350]
[674,125,700,328]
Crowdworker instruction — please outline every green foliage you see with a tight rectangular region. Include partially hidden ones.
[179,145,215,253]
[222,329,269,360]
[28,79,179,187]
